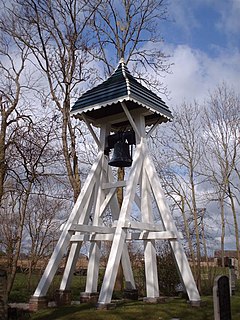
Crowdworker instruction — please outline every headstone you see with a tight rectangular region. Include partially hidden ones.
[229,267,236,296]
[0,269,7,320]
[213,275,232,320]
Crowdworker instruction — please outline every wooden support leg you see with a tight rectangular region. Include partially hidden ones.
[85,154,106,294]
[32,152,103,298]
[144,154,200,302]
[144,240,159,298]
[106,168,136,290]
[59,242,82,291]
[85,241,101,293]
[59,188,95,292]
[121,243,136,290]
[169,239,201,302]
[98,141,144,305]
[141,159,159,298]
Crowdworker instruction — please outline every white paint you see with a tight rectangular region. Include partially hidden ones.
[33,105,200,305]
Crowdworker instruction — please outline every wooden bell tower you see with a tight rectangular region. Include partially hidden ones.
[29,59,200,310]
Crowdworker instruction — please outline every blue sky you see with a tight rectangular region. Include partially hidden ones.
[157,1,240,251]
[159,0,240,106]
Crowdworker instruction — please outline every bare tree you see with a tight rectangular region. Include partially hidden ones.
[0,113,58,295]
[0,0,102,201]
[157,169,197,275]
[24,194,67,289]
[202,83,240,271]
[0,0,173,298]
[0,23,31,203]
[1,0,172,203]
[153,102,205,291]
[90,0,171,90]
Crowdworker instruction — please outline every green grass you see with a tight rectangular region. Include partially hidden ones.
[9,273,86,302]
[30,296,240,320]
[10,271,240,319]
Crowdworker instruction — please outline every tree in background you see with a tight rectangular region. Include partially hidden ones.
[202,83,240,270]
[153,102,206,292]
[0,113,60,295]
[90,0,170,91]
[0,21,31,203]
[0,0,172,298]
[0,0,102,202]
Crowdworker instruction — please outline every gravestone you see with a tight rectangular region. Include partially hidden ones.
[213,275,231,320]
[0,269,7,320]
[229,267,236,296]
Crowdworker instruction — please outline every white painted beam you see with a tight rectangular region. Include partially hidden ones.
[105,166,136,291]
[121,101,141,140]
[98,140,144,304]
[146,119,162,138]
[144,153,200,302]
[102,181,127,190]
[69,224,115,234]
[82,113,102,149]
[141,151,159,298]
[121,220,163,232]
[92,107,151,128]
[33,151,104,297]
[70,230,178,242]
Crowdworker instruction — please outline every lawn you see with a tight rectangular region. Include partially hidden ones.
[9,271,240,319]
[30,296,240,320]
[9,273,86,303]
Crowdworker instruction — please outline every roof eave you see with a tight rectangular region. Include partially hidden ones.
[71,95,173,122]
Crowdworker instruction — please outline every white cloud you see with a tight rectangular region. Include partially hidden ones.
[167,1,199,37]
[163,44,240,107]
[215,0,240,37]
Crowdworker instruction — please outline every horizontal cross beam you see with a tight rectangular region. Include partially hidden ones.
[102,181,127,189]
[69,224,115,234]
[70,230,179,242]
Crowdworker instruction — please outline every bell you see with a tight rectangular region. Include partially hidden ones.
[108,140,132,167]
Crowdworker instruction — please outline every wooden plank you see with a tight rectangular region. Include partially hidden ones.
[102,181,127,190]
[121,102,141,140]
[59,181,96,291]
[105,167,136,291]
[70,224,115,234]
[144,153,200,302]
[82,113,102,149]
[122,220,162,232]
[130,231,178,240]
[33,151,104,297]
[92,106,151,127]
[141,155,159,298]
[70,231,178,242]
[146,119,162,138]
[85,146,107,293]
[99,189,115,218]
[98,139,144,304]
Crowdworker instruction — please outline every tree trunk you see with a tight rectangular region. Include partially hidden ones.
[7,183,32,296]
[180,196,196,274]
[190,171,201,293]
[228,183,240,276]
[0,112,7,203]
[114,167,124,292]
[219,195,225,267]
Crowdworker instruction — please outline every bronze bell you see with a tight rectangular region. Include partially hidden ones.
[108,140,132,167]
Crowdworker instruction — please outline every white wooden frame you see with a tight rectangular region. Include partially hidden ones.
[32,107,200,306]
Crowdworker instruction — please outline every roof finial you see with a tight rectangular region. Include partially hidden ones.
[119,51,125,64]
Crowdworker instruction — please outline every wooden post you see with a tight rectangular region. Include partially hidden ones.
[114,167,124,292]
